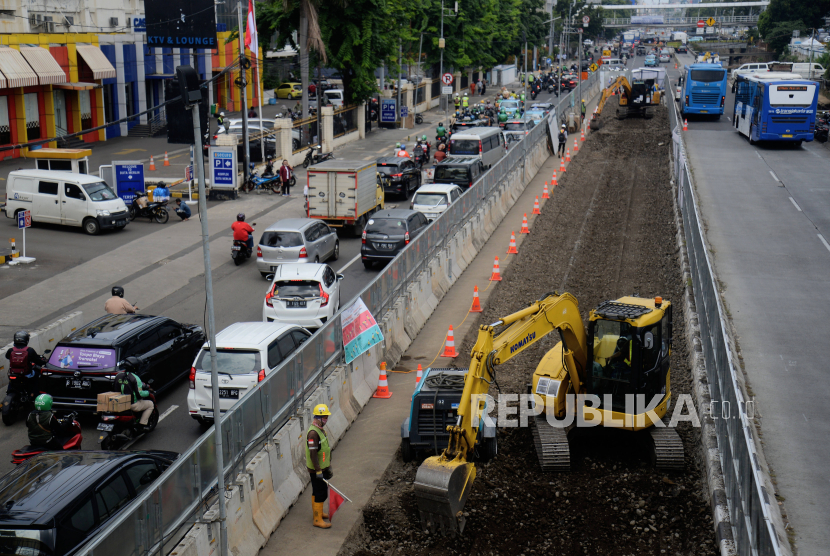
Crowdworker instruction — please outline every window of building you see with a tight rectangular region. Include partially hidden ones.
[0,96,10,144]
[24,92,40,140]
[79,90,92,130]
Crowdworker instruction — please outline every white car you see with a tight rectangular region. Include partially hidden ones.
[262,264,343,329]
[187,322,312,424]
[410,183,464,222]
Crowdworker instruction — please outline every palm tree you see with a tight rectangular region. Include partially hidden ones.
[286,0,328,120]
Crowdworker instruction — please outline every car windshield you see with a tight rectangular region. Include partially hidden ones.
[690,70,725,82]
[376,165,400,175]
[260,231,303,247]
[433,166,469,183]
[83,181,117,201]
[449,139,479,155]
[195,349,261,375]
[273,280,320,298]
[413,193,448,207]
[48,346,116,370]
[504,123,526,131]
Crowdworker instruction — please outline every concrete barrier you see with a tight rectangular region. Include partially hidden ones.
[323,366,348,446]
[205,476,266,556]
[169,522,217,556]
[349,352,374,408]
[334,365,357,426]
[246,450,281,536]
[269,423,304,513]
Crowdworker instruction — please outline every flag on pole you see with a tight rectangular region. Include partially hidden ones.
[325,481,351,521]
[244,0,258,53]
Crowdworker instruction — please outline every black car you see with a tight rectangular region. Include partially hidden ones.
[450,118,489,133]
[376,157,421,197]
[432,156,485,189]
[40,314,204,412]
[0,450,177,556]
[361,209,429,269]
[676,45,687,53]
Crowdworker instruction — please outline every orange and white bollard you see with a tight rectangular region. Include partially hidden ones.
[490,257,502,281]
[532,196,541,215]
[149,155,156,171]
[551,171,558,186]
[565,149,571,162]
[520,213,530,234]
[543,183,550,199]
[373,362,393,398]
[507,232,519,254]
[683,119,688,131]
[573,137,579,152]
[415,364,423,384]
[470,286,483,312]
[163,151,170,166]
[441,326,458,358]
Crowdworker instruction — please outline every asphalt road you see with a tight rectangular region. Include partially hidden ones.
[672,51,830,555]
[0,84,566,475]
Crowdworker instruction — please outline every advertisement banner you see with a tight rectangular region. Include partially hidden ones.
[631,15,664,25]
[145,0,217,48]
[342,298,384,364]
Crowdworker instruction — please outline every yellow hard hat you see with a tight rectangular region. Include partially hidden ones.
[313,404,331,417]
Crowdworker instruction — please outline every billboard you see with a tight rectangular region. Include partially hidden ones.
[145,0,217,47]
[631,15,664,25]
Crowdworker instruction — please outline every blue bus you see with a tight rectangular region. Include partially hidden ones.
[733,74,819,145]
[679,63,728,118]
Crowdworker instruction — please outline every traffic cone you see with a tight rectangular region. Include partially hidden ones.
[532,196,541,215]
[507,232,519,254]
[580,129,585,142]
[520,213,530,234]
[470,286,483,312]
[683,119,688,131]
[674,62,678,69]
[373,362,393,398]
[163,151,170,166]
[559,157,566,173]
[441,326,458,358]
[552,171,558,186]
[565,148,571,162]
[490,257,502,281]
[543,182,550,199]
[573,137,579,152]
[149,155,156,171]
[415,364,423,384]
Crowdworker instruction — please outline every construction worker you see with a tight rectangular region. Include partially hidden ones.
[462,93,469,109]
[581,99,587,122]
[454,93,461,110]
[306,404,333,528]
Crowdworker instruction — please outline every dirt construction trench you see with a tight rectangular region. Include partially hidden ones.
[340,105,718,556]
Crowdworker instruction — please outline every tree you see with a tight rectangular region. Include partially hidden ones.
[758,0,830,39]
[761,19,807,56]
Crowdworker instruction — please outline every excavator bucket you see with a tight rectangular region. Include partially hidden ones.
[413,455,476,535]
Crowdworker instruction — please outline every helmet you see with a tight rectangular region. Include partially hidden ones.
[237,213,246,222]
[122,356,141,372]
[582,99,585,102]
[438,122,444,126]
[313,404,331,417]
[112,286,125,298]
[34,394,52,411]
[422,135,427,141]
[13,330,29,347]
[220,112,225,117]
[395,142,401,148]
[561,124,566,128]
[400,145,406,150]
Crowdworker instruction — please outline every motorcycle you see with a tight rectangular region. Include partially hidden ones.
[547,83,560,96]
[97,392,159,450]
[12,412,82,464]
[412,145,428,168]
[302,145,334,168]
[415,113,424,125]
[129,192,169,224]
[232,222,255,266]
[815,113,829,143]
[243,161,284,194]
[2,351,49,426]
[530,89,538,101]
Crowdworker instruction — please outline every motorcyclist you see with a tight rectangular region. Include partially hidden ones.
[396,144,411,159]
[105,286,138,314]
[498,109,508,125]
[454,93,461,110]
[26,394,67,449]
[420,135,431,158]
[462,93,469,109]
[231,213,255,254]
[262,156,276,177]
[116,357,154,432]
[435,122,447,141]
[433,143,447,163]
[5,331,46,399]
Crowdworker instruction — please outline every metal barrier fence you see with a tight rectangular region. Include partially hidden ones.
[667,91,783,556]
[431,80,441,99]
[76,72,598,556]
[333,105,359,138]
[292,116,320,154]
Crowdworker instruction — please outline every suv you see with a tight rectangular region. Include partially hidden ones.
[262,264,344,328]
[450,118,489,133]
[361,209,429,269]
[187,322,311,424]
[432,156,485,189]
[0,451,177,556]
[377,157,421,197]
[40,315,204,412]
[410,183,464,222]
[257,218,339,277]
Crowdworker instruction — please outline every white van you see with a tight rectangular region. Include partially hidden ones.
[410,183,464,222]
[4,170,129,235]
[448,127,506,169]
[791,63,825,78]
[323,89,345,108]
[731,63,770,80]
[602,58,626,71]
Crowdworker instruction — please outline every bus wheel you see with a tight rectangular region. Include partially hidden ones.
[748,125,755,145]
[794,140,803,148]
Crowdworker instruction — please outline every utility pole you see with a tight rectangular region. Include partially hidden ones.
[236,0,250,180]
[397,39,402,128]
[523,30,527,108]
[440,0,457,125]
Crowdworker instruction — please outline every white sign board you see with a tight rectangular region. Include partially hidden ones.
[209,147,238,191]
[705,26,714,34]
[696,27,704,35]
[442,86,453,95]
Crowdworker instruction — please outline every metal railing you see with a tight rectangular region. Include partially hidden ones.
[667,91,783,556]
[292,115,320,154]
[604,15,759,26]
[75,72,598,556]
[333,105,359,138]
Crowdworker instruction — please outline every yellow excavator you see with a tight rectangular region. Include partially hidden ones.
[413,292,683,534]
[589,75,661,130]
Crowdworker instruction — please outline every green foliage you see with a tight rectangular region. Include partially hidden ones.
[762,19,807,56]
[759,0,830,39]
[817,52,830,79]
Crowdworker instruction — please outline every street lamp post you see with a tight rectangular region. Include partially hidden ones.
[439,0,457,124]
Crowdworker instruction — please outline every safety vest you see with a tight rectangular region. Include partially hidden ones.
[462,97,469,108]
[454,98,461,108]
[520,93,525,102]
[305,424,331,470]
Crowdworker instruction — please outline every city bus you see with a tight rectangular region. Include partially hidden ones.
[679,63,728,118]
[733,74,819,145]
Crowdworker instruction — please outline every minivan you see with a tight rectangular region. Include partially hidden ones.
[360,209,429,269]
[791,63,825,78]
[4,170,130,235]
[432,156,485,189]
[410,183,464,222]
[731,63,770,80]
[448,127,506,169]
[257,218,340,277]
[602,58,626,70]
[187,322,311,424]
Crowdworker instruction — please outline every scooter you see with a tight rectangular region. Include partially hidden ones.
[2,352,49,426]
[129,192,169,224]
[232,223,255,266]
[415,113,424,125]
[97,392,159,450]
[530,88,538,101]
[12,412,82,464]
[302,145,334,168]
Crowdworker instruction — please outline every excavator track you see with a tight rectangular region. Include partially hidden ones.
[530,416,572,471]
[648,418,685,471]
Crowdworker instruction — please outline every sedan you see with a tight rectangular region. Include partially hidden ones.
[377,157,421,198]
[257,218,339,276]
[275,82,303,99]
[262,264,343,328]
[644,55,658,67]
[659,53,671,63]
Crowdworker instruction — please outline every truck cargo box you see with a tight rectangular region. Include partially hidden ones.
[307,160,383,235]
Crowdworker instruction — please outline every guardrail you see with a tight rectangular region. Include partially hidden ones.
[75,72,599,556]
[667,89,783,556]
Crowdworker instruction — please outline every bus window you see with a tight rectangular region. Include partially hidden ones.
[690,69,725,82]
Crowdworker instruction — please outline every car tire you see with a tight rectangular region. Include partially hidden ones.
[261,272,270,278]
[314,256,319,264]
[363,260,373,270]
[83,217,100,235]
[331,241,340,261]
[288,93,294,100]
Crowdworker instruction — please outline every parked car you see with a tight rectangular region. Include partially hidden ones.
[432,156,485,189]
[410,183,464,222]
[262,264,343,327]
[360,209,429,269]
[187,322,312,423]
[0,451,177,555]
[257,218,339,277]
[40,315,204,412]
[376,157,421,198]
[323,89,345,108]
[275,82,303,99]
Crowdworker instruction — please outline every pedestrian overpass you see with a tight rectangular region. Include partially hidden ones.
[603,14,760,28]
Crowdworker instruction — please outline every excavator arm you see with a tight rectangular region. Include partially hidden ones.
[413,292,589,534]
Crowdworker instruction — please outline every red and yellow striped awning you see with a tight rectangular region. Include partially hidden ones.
[0,47,38,88]
[75,44,116,80]
[20,46,68,85]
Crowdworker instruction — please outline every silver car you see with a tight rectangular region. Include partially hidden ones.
[256,218,339,277]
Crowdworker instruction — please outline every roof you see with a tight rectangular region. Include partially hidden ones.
[211,321,297,348]
[264,218,316,232]
[0,451,177,526]
[414,183,462,194]
[9,170,105,183]
[75,44,116,80]
[437,156,480,165]
[377,157,406,165]
[24,148,92,160]
[371,209,418,219]
[19,46,67,85]
[0,47,38,88]
[61,314,163,347]
[275,263,325,280]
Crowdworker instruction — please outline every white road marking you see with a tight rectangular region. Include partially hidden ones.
[789,197,802,211]
[158,405,179,423]
[818,234,830,254]
[755,151,762,160]
[726,116,731,121]
[769,170,780,183]
[803,414,808,423]
[338,253,362,273]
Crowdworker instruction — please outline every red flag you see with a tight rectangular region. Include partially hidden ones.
[327,484,347,520]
